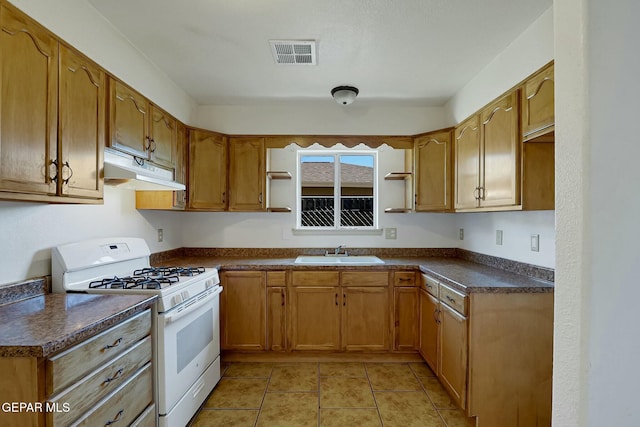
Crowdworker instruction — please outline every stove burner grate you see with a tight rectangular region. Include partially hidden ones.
[134,266,206,277]
[89,274,180,290]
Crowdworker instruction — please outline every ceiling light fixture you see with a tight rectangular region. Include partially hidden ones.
[331,86,359,105]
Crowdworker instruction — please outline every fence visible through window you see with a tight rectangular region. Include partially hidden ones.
[301,196,373,227]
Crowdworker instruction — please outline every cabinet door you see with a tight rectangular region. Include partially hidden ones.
[414,130,452,211]
[439,303,468,409]
[267,287,287,351]
[454,115,480,209]
[58,45,105,199]
[419,289,439,373]
[221,271,266,350]
[109,79,149,158]
[342,286,389,351]
[228,137,265,211]
[149,105,176,169]
[0,4,58,195]
[522,63,554,141]
[188,129,227,210]
[173,122,187,209]
[394,287,418,350]
[291,286,340,351]
[480,91,519,207]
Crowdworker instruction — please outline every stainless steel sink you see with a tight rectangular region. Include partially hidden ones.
[294,255,384,265]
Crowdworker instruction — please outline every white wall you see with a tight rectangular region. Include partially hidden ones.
[445,7,554,124]
[0,187,180,285]
[196,103,448,136]
[443,6,555,269]
[8,0,196,123]
[0,0,196,285]
[456,211,555,268]
[554,0,640,425]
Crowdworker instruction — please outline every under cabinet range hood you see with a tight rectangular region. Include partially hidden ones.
[103,147,185,191]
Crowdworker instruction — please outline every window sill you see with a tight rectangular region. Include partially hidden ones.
[292,228,384,236]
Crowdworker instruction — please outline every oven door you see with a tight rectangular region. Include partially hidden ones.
[156,285,222,415]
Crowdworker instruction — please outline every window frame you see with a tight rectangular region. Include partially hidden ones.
[296,149,379,230]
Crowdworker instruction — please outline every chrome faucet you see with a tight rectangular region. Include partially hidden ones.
[334,244,347,256]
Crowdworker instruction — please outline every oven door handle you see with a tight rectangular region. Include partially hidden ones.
[164,286,223,325]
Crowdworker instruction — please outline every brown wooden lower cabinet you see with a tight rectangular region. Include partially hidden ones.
[220,271,266,350]
[342,286,389,351]
[419,288,439,372]
[439,302,468,409]
[418,273,553,427]
[394,286,418,350]
[0,310,153,427]
[267,286,287,351]
[290,285,341,351]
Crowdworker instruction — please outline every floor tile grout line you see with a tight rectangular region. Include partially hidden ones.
[413,364,451,427]
[364,361,385,427]
[253,363,273,427]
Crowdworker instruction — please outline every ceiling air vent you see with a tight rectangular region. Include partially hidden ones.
[269,40,317,65]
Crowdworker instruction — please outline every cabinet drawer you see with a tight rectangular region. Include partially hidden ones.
[47,336,151,426]
[130,404,155,427]
[420,274,439,298]
[342,271,388,287]
[74,363,153,427]
[292,271,339,286]
[47,310,151,395]
[439,284,467,316]
[267,271,287,286]
[393,271,416,287]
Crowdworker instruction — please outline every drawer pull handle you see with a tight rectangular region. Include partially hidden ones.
[105,409,124,426]
[427,284,433,289]
[335,293,338,306]
[102,368,124,386]
[102,338,123,351]
[343,293,346,306]
[399,278,412,282]
[433,308,440,323]
[446,295,456,304]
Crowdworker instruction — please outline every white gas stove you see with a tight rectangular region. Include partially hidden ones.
[51,237,222,427]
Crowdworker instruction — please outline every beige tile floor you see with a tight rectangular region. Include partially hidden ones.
[189,361,476,427]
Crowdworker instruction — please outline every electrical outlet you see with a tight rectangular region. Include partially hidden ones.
[496,230,503,246]
[531,234,540,252]
[157,228,164,242]
[385,228,397,239]
[459,228,464,240]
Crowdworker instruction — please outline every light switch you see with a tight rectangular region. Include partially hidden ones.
[496,230,503,246]
[459,228,464,240]
[531,234,540,252]
[385,228,397,239]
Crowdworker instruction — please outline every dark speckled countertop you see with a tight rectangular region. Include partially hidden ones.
[155,254,553,294]
[0,294,156,358]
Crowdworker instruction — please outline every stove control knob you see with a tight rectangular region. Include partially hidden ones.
[173,294,183,305]
[181,290,190,301]
[205,279,214,289]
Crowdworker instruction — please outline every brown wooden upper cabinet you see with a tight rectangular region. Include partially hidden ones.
[414,129,453,212]
[455,91,519,210]
[228,137,266,211]
[109,79,176,170]
[59,45,105,199]
[454,116,481,210]
[521,62,554,142]
[188,129,228,210]
[0,3,103,203]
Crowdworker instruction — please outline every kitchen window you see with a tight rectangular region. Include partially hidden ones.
[296,150,378,230]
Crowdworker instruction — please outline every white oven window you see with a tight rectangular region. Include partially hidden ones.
[176,308,214,374]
